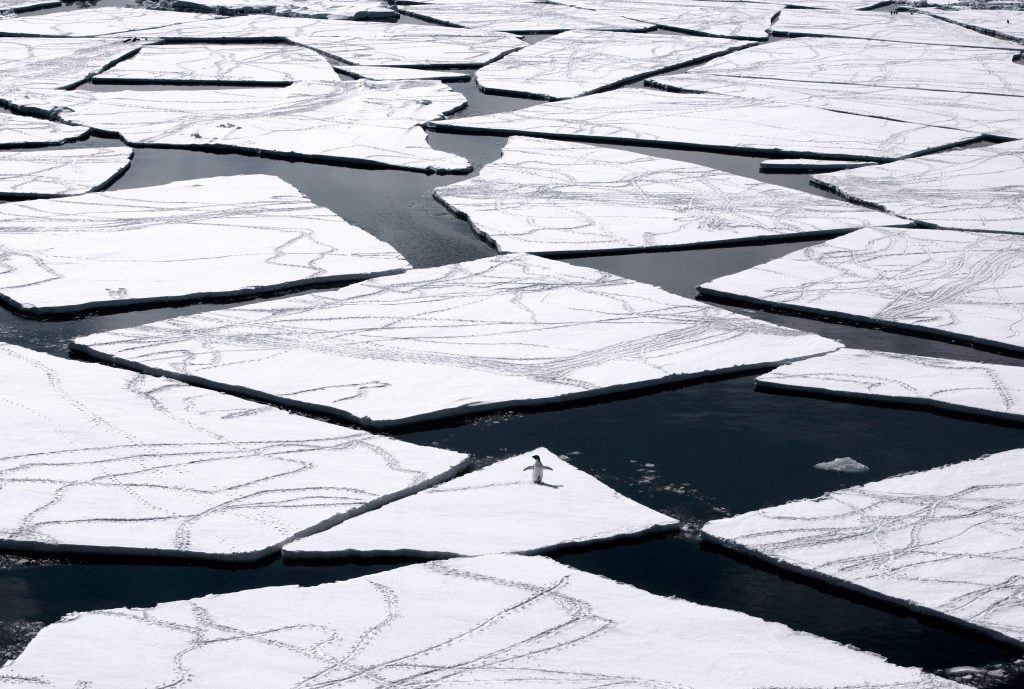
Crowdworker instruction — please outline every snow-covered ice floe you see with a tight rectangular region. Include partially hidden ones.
[814,456,870,473]
[285,448,679,559]
[3,80,469,173]
[0,0,58,12]
[167,0,396,20]
[699,227,1024,354]
[0,37,146,89]
[0,174,410,315]
[758,348,1024,424]
[812,140,1024,234]
[93,44,338,85]
[474,30,753,100]
[434,137,904,255]
[335,65,469,81]
[0,111,87,147]
[398,0,651,33]
[0,553,965,687]
[0,7,217,37]
[429,88,977,161]
[550,0,780,40]
[72,253,841,428]
[922,8,1024,43]
[0,344,468,561]
[760,159,874,173]
[703,449,1024,648]
[0,145,132,199]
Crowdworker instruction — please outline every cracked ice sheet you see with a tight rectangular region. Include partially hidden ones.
[0,7,217,37]
[429,89,978,161]
[757,348,1024,424]
[168,0,396,19]
[550,0,780,39]
[0,145,132,199]
[398,0,651,33]
[0,174,410,315]
[92,44,338,85]
[811,140,1024,234]
[0,111,86,147]
[0,344,468,561]
[699,227,1024,353]
[285,448,679,559]
[648,73,1024,140]
[770,9,1021,49]
[434,137,904,255]
[922,8,1024,43]
[691,38,1024,98]
[0,554,963,689]
[335,65,469,81]
[475,31,754,100]
[703,449,1024,648]
[4,80,469,172]
[0,37,146,89]
[71,254,841,428]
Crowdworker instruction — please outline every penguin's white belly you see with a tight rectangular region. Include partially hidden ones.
[532,465,543,483]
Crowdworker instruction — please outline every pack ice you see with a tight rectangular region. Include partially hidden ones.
[699,227,1024,354]
[0,7,217,37]
[167,0,396,20]
[0,553,964,688]
[0,174,410,315]
[0,145,132,199]
[0,37,145,89]
[0,344,468,561]
[703,449,1024,647]
[72,254,840,428]
[0,111,86,147]
[434,137,903,255]
[285,448,678,559]
[549,0,780,40]
[398,0,650,33]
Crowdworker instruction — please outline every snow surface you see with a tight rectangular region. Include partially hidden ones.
[0,344,468,561]
[429,88,978,161]
[812,140,1024,234]
[0,37,144,89]
[759,348,1024,423]
[0,145,132,199]
[285,448,679,559]
[922,8,1024,43]
[700,227,1024,354]
[0,174,410,315]
[0,553,964,688]
[398,0,651,33]
[3,80,469,173]
[93,44,338,85]
[167,0,396,20]
[0,7,216,37]
[550,0,779,39]
[335,65,469,81]
[0,111,87,147]
[760,159,874,173]
[474,30,753,100]
[703,449,1024,647]
[0,0,58,11]
[814,457,870,473]
[434,137,904,255]
[72,253,841,428]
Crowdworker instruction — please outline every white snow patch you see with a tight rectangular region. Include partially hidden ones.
[398,0,650,33]
[0,145,132,199]
[0,111,87,147]
[0,7,217,37]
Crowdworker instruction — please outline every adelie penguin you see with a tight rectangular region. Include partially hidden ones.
[525,454,553,484]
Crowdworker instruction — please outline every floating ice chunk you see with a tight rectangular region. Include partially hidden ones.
[550,0,780,40]
[0,174,410,315]
[434,137,904,255]
[691,37,1024,97]
[285,448,679,559]
[759,348,1024,424]
[922,8,1024,43]
[72,254,841,428]
[93,44,338,85]
[0,0,58,11]
[0,37,146,89]
[0,7,217,37]
[335,65,469,81]
[812,140,1024,234]
[0,111,87,147]
[0,553,964,688]
[814,457,870,473]
[0,344,468,561]
[760,159,874,173]
[700,227,1024,354]
[4,80,469,173]
[475,30,753,100]
[430,88,978,161]
[167,0,396,19]
[398,0,650,33]
[0,145,132,199]
[703,449,1024,647]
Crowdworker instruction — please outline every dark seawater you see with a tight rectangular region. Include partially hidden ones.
[1,7,1022,684]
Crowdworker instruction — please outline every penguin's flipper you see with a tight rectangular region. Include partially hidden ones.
[542,465,553,470]
[524,466,533,471]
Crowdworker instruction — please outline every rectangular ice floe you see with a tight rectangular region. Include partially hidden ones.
[0,145,132,199]
[474,30,753,100]
[0,553,963,688]
[0,7,217,37]
[335,65,469,81]
[398,0,651,33]
[0,174,410,315]
[168,0,396,19]
[551,0,780,39]
[699,227,1024,353]
[285,448,679,559]
[434,137,904,255]
[758,348,1024,423]
[0,344,468,561]
[0,37,145,89]
[0,111,86,147]
[703,449,1024,647]
[811,140,1024,233]
[72,254,840,427]
[922,8,1024,43]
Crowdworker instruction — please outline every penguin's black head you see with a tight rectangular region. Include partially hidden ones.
[532,455,540,460]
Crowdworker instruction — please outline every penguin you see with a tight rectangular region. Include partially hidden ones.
[524,454,553,484]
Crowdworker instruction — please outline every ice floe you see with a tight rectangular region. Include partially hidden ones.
[92,43,338,85]
[700,227,1024,353]
[812,140,1024,233]
[760,159,874,173]
[430,88,978,161]
[0,37,146,89]
[0,145,132,199]
[0,174,410,315]
[398,0,651,33]
[814,457,870,473]
[759,348,1024,424]
[0,111,87,147]
[0,0,58,11]
[0,553,965,687]
[335,65,469,81]
[167,0,396,19]
[72,253,840,428]
[0,7,217,37]
[475,30,753,100]
[0,344,468,561]
[703,449,1024,647]
[551,0,780,39]
[434,137,904,255]
[922,8,1024,43]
